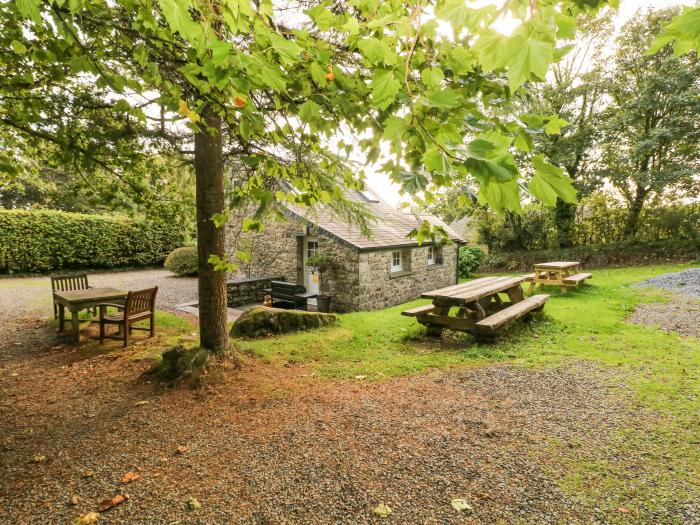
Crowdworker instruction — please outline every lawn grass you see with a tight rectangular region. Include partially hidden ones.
[235,263,700,523]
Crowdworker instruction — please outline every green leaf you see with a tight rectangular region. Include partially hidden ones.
[15,0,41,22]
[421,67,444,88]
[503,29,554,90]
[298,100,321,124]
[370,70,400,110]
[358,37,397,66]
[421,147,446,173]
[465,139,498,160]
[478,178,521,213]
[268,33,303,66]
[382,116,408,146]
[254,55,288,92]
[544,116,569,135]
[514,129,533,152]
[309,62,327,87]
[11,40,28,55]
[158,0,203,42]
[529,155,577,206]
[242,218,264,232]
[211,212,229,227]
[209,40,232,66]
[424,88,462,108]
[308,4,334,31]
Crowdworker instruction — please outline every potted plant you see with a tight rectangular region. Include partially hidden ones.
[305,253,334,313]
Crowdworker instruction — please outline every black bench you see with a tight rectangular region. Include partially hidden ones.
[264,281,317,310]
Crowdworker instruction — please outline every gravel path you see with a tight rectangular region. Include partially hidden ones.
[634,267,700,298]
[0,342,693,525]
[0,269,197,324]
[630,267,700,337]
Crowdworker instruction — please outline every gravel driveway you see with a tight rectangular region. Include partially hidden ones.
[630,267,700,337]
[0,269,197,323]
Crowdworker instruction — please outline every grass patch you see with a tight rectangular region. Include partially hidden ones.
[236,263,700,522]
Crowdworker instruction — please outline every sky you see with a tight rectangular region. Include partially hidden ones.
[364,0,696,206]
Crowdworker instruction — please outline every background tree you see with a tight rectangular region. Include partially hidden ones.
[600,8,700,239]
[520,11,612,247]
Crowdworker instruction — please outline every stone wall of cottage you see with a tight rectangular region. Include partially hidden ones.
[225,212,302,283]
[226,210,459,311]
[356,244,459,310]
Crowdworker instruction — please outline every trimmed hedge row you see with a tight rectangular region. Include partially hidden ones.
[481,239,700,273]
[0,209,187,273]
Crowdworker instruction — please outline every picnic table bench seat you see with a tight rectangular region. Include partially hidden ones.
[403,276,549,339]
[401,304,436,317]
[475,294,549,332]
[563,272,592,284]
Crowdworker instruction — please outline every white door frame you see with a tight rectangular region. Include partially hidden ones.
[303,237,320,295]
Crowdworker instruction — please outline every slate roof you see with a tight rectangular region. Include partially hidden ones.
[286,190,466,251]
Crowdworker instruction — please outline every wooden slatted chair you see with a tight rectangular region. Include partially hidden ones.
[51,273,93,319]
[98,287,158,347]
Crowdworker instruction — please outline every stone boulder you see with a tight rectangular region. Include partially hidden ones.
[230,306,338,338]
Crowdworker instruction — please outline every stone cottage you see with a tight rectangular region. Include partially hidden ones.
[225,190,465,312]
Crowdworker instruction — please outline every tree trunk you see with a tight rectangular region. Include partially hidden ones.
[554,199,576,248]
[194,108,229,353]
[623,186,647,240]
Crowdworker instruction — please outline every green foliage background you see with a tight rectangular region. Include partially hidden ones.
[0,209,186,273]
[457,246,485,278]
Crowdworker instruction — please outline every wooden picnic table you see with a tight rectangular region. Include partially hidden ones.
[526,261,592,294]
[54,287,127,344]
[402,276,549,338]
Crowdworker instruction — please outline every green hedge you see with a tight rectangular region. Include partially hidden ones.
[480,239,700,273]
[0,209,187,273]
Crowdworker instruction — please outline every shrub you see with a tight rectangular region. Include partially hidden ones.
[458,246,485,278]
[164,246,198,276]
[480,239,700,272]
[0,209,186,273]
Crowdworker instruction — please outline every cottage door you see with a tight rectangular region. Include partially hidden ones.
[304,238,320,295]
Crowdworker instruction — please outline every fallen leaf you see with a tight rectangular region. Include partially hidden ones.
[81,469,95,478]
[74,512,99,525]
[186,496,201,510]
[134,400,150,406]
[373,503,392,517]
[354,375,367,380]
[31,454,46,463]
[451,498,473,512]
[617,507,631,513]
[98,494,127,512]
[121,471,140,483]
[69,495,81,506]
[175,445,189,455]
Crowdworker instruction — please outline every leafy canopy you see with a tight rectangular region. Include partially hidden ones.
[5,0,619,234]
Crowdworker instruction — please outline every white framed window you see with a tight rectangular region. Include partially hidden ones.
[391,250,403,272]
[427,246,434,264]
[307,240,318,259]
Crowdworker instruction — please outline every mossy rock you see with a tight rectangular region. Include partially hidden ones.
[230,306,338,338]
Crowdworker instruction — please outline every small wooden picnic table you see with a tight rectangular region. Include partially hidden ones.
[526,261,592,294]
[54,287,127,344]
[402,276,549,338]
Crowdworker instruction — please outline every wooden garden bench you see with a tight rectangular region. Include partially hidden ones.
[475,294,549,332]
[51,273,93,319]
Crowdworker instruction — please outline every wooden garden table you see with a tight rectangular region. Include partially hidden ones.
[402,276,549,338]
[526,261,592,294]
[54,287,127,344]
